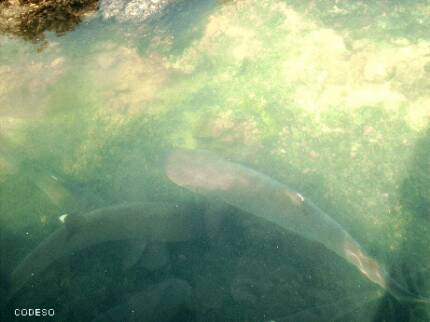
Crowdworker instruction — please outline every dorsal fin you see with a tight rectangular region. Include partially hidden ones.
[59,213,87,235]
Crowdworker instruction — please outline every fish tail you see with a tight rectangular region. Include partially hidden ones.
[386,275,430,304]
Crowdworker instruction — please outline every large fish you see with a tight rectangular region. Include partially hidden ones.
[165,148,429,303]
[7,202,205,300]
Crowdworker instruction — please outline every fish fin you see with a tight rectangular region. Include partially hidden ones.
[59,214,68,223]
[122,240,147,271]
[59,212,87,236]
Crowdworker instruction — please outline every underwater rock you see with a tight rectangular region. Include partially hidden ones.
[0,52,66,119]
[100,0,171,23]
[0,0,97,42]
[200,110,262,147]
[90,44,170,116]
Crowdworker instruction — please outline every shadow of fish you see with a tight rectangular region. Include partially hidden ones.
[164,148,430,304]
[7,202,205,301]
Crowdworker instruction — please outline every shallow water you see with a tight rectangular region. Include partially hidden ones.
[1,0,430,321]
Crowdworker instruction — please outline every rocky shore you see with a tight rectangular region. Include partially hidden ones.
[0,0,171,42]
[0,0,98,42]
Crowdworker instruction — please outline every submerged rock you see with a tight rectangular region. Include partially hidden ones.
[99,0,171,22]
[0,0,97,42]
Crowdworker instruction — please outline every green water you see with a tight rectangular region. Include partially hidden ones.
[1,0,430,321]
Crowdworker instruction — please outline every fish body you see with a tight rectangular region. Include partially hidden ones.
[8,202,205,300]
[165,149,358,268]
[165,148,429,303]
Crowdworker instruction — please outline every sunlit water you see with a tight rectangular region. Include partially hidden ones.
[1,0,430,321]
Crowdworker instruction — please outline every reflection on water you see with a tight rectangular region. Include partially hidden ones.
[1,0,430,321]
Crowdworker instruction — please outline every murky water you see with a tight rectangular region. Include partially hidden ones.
[1,0,430,321]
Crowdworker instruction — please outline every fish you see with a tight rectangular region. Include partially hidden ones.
[7,202,205,300]
[165,148,430,304]
[92,278,192,322]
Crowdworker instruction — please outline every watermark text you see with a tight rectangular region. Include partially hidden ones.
[14,308,55,317]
